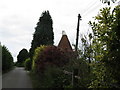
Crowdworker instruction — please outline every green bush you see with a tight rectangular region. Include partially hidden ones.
[30,65,71,88]
[15,62,24,67]
[2,45,14,72]
[31,45,72,88]
[42,65,71,88]
[24,58,31,71]
[33,45,70,74]
[32,45,46,72]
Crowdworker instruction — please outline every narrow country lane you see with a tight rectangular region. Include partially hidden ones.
[2,67,33,88]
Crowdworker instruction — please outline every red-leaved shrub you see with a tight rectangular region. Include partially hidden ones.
[35,46,71,73]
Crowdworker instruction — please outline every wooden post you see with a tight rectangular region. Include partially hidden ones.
[73,69,78,87]
[75,14,81,51]
[72,71,74,86]
[73,14,82,87]
[70,14,82,87]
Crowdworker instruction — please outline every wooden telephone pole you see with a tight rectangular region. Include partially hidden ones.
[75,14,81,52]
[72,14,81,87]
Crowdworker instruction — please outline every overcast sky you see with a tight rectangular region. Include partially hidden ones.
[0,0,119,62]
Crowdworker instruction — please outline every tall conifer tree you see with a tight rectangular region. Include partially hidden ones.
[29,11,54,59]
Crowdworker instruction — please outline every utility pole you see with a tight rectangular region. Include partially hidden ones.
[75,14,82,52]
[72,14,81,87]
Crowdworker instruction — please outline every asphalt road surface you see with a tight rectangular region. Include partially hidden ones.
[2,67,33,88]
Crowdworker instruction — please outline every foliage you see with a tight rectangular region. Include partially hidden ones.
[66,34,93,88]
[2,45,14,72]
[16,48,29,67]
[31,45,73,88]
[32,45,46,72]
[88,5,120,88]
[43,65,71,88]
[106,5,120,84]
[100,0,117,5]
[89,61,117,88]
[33,46,70,73]
[29,10,54,60]
[24,58,31,71]
[65,56,91,88]
[63,5,120,88]
[30,65,71,88]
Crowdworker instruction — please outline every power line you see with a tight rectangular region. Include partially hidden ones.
[82,2,102,16]
[81,0,98,15]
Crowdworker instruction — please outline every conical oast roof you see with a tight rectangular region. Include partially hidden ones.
[58,34,72,52]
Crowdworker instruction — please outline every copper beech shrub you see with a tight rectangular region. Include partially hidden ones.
[33,46,72,73]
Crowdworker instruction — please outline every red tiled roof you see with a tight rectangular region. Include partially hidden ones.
[58,34,72,52]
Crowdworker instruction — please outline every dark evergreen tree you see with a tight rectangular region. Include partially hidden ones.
[29,10,54,59]
[2,45,14,72]
[17,48,29,64]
